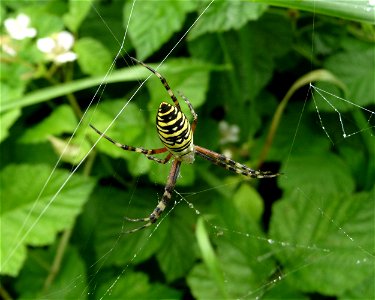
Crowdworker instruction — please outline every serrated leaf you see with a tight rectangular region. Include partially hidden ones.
[189,1,267,39]
[269,189,374,296]
[146,59,212,115]
[75,37,113,75]
[0,164,95,276]
[316,42,375,111]
[19,105,77,143]
[280,152,355,196]
[89,100,146,160]
[124,1,196,60]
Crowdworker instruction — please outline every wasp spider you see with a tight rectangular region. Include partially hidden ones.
[90,57,280,233]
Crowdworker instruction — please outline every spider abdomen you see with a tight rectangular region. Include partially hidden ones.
[156,102,194,160]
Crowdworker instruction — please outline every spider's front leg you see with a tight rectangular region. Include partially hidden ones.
[124,159,181,233]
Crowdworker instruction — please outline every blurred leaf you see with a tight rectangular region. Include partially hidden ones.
[124,1,196,60]
[0,164,95,276]
[270,189,375,296]
[156,205,198,282]
[75,37,113,76]
[20,105,77,143]
[233,184,264,222]
[189,1,267,39]
[63,0,93,33]
[94,185,168,266]
[0,108,21,143]
[260,0,375,23]
[97,271,181,299]
[15,246,86,299]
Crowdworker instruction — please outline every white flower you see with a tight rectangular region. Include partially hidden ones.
[4,13,37,40]
[219,121,240,145]
[0,36,17,56]
[37,31,77,64]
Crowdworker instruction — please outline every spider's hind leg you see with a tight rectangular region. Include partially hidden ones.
[123,160,181,234]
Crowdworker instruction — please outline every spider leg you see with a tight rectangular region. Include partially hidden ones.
[195,145,281,178]
[178,91,198,133]
[90,124,171,164]
[124,159,181,233]
[130,57,181,110]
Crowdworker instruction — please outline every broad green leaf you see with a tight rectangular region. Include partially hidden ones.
[0,164,95,276]
[124,1,196,60]
[75,37,113,76]
[88,100,145,160]
[270,189,374,296]
[233,184,264,222]
[97,271,181,299]
[146,59,212,115]
[93,185,168,266]
[315,42,375,112]
[280,152,355,196]
[188,198,276,298]
[63,0,93,33]
[19,105,77,143]
[189,1,267,39]
[156,204,198,282]
[15,246,86,299]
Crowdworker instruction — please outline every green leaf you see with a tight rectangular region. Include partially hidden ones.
[188,199,276,298]
[124,0,196,59]
[75,37,113,76]
[269,189,374,296]
[189,1,267,39]
[94,185,168,266]
[19,105,77,143]
[88,100,146,160]
[97,270,181,299]
[156,204,198,282]
[233,184,264,222]
[316,43,375,111]
[0,164,95,276]
[0,108,21,143]
[63,0,93,33]
[146,59,212,115]
[15,246,86,299]
[279,152,355,196]
[259,0,375,24]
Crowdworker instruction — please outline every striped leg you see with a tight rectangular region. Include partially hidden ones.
[90,124,172,164]
[130,57,181,110]
[124,159,181,233]
[195,145,280,179]
[178,92,198,133]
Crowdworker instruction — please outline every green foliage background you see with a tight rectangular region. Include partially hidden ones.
[1,0,374,299]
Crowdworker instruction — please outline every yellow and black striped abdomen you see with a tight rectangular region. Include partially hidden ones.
[156,102,193,155]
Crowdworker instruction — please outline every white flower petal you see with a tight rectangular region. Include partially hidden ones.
[54,52,77,63]
[37,37,56,53]
[4,13,37,40]
[56,31,74,50]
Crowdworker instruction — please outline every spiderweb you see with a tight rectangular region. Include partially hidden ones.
[1,0,374,299]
